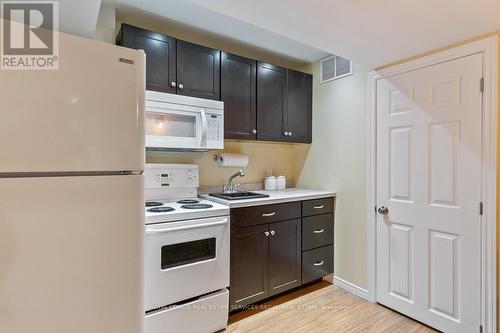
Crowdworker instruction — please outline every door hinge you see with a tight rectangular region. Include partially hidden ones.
[479,202,484,216]
[374,205,377,213]
[480,77,485,93]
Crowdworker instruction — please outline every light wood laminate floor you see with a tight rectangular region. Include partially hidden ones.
[227,282,438,333]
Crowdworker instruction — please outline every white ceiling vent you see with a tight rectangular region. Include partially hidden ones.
[320,55,353,83]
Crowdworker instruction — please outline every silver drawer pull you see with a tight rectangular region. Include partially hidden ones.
[314,205,324,209]
[262,212,276,217]
[313,229,325,234]
[313,261,324,266]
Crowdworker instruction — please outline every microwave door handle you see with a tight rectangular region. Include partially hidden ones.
[200,108,208,147]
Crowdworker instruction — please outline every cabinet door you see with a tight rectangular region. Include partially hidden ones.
[176,40,220,100]
[221,52,257,140]
[117,24,176,93]
[268,219,302,296]
[285,70,312,143]
[230,225,269,309]
[256,62,287,141]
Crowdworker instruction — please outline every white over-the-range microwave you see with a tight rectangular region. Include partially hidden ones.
[145,90,224,151]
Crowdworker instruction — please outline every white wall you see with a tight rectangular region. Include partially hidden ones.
[295,62,369,289]
[94,2,116,44]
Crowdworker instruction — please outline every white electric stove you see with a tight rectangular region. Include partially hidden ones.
[144,164,230,333]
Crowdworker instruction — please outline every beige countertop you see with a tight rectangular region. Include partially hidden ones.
[200,187,336,208]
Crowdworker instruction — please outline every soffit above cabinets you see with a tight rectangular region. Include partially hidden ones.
[104,0,500,68]
[105,0,330,63]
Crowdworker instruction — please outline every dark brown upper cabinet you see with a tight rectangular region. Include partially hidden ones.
[285,70,312,143]
[116,24,176,94]
[117,24,220,100]
[176,40,220,100]
[221,52,257,140]
[256,62,287,141]
[117,24,313,143]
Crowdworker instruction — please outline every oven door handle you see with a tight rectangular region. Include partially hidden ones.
[145,218,228,234]
[200,107,208,148]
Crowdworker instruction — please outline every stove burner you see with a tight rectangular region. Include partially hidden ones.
[176,199,200,204]
[145,201,164,207]
[181,204,213,210]
[147,206,175,213]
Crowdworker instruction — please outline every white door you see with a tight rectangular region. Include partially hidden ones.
[376,53,483,332]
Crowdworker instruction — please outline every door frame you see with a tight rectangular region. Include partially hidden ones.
[366,36,498,333]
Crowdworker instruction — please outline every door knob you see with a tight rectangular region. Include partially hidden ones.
[170,82,176,88]
[252,129,257,134]
[264,231,270,237]
[270,230,275,236]
[284,131,289,136]
[378,206,389,215]
[178,83,184,90]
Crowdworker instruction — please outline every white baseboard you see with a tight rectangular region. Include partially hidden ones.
[333,276,371,302]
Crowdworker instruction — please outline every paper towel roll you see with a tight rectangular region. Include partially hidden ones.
[217,153,249,167]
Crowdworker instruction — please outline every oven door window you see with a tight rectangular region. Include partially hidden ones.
[161,238,216,270]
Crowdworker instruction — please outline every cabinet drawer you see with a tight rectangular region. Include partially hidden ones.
[302,245,334,284]
[231,202,301,229]
[302,214,334,251]
[302,198,334,217]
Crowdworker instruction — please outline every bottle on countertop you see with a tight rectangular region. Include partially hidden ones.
[276,176,286,190]
[264,169,277,191]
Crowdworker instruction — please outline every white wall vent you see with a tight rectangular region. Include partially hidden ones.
[320,55,353,83]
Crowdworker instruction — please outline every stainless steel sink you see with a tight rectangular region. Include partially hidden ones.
[209,191,269,201]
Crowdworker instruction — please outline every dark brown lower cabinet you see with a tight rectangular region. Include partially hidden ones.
[230,219,301,309]
[230,224,269,309]
[268,219,302,296]
[230,197,335,310]
[302,245,334,284]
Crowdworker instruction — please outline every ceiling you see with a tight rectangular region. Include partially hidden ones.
[74,0,500,68]
[183,0,500,68]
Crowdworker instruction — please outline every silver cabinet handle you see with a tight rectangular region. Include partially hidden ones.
[313,229,324,234]
[283,131,289,136]
[262,212,276,217]
[313,261,324,266]
[252,129,257,134]
[378,206,389,215]
[270,230,275,236]
[178,83,184,90]
[170,82,176,88]
[314,205,324,209]
[264,231,270,237]
[289,132,293,136]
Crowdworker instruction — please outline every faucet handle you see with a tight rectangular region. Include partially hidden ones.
[233,183,241,192]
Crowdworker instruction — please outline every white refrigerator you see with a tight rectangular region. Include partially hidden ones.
[0,31,146,333]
